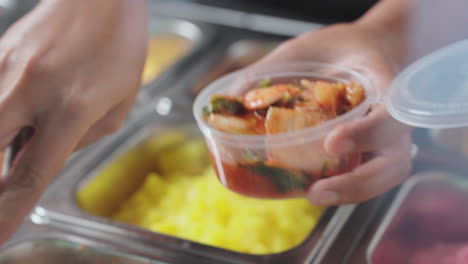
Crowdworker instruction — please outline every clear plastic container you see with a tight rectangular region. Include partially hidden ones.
[193,62,376,199]
[385,38,468,129]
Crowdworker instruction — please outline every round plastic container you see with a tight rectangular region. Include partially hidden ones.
[193,62,376,199]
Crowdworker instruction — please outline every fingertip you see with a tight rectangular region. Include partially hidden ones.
[307,179,341,206]
[307,189,340,206]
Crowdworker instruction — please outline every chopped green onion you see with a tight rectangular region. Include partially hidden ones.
[204,95,245,116]
[257,78,272,88]
[320,159,330,178]
[239,161,306,193]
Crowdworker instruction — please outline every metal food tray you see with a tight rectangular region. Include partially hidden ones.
[366,171,468,264]
[1,220,163,264]
[133,14,214,109]
[139,36,286,119]
[34,109,359,264]
[189,39,280,97]
[311,128,468,264]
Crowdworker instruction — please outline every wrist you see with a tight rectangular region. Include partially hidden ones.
[39,0,128,19]
[354,0,409,69]
[356,0,408,34]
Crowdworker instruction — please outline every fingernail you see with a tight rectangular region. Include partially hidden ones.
[308,190,339,206]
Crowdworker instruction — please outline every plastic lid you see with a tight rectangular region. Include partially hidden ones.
[386,39,468,128]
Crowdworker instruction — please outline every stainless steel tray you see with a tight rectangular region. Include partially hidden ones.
[1,219,165,264]
[34,109,359,264]
[310,128,468,264]
[147,0,323,37]
[133,14,215,111]
[139,35,286,119]
[366,171,468,264]
[190,39,280,97]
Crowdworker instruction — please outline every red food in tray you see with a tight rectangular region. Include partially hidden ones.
[370,175,468,264]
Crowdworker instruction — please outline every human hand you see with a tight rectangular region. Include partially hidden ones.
[0,0,147,242]
[255,22,413,206]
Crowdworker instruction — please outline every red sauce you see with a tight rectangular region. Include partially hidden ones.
[243,112,266,134]
[203,78,367,199]
[210,151,361,199]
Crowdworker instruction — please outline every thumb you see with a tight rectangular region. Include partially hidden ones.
[324,105,413,156]
[0,114,87,243]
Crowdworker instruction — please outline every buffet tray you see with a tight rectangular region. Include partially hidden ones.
[34,108,358,264]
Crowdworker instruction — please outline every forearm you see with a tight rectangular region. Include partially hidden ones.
[355,0,409,68]
[16,0,147,55]
[357,0,409,33]
[38,0,147,26]
[38,0,125,22]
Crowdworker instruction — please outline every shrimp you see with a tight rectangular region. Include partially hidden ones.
[243,84,302,110]
[345,82,365,107]
[265,107,325,134]
[206,113,253,134]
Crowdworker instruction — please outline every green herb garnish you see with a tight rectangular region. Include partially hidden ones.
[238,161,306,193]
[203,95,245,117]
[256,78,272,88]
[320,159,330,179]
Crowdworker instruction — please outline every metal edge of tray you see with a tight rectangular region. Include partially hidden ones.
[137,0,326,112]
[36,206,338,264]
[34,109,351,264]
[311,190,396,264]
[2,218,170,264]
[364,171,466,264]
[133,13,217,110]
[137,36,231,114]
[147,0,324,37]
[303,204,358,264]
[140,34,286,116]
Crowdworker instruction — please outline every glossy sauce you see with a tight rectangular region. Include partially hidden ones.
[211,151,361,199]
[243,112,266,134]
